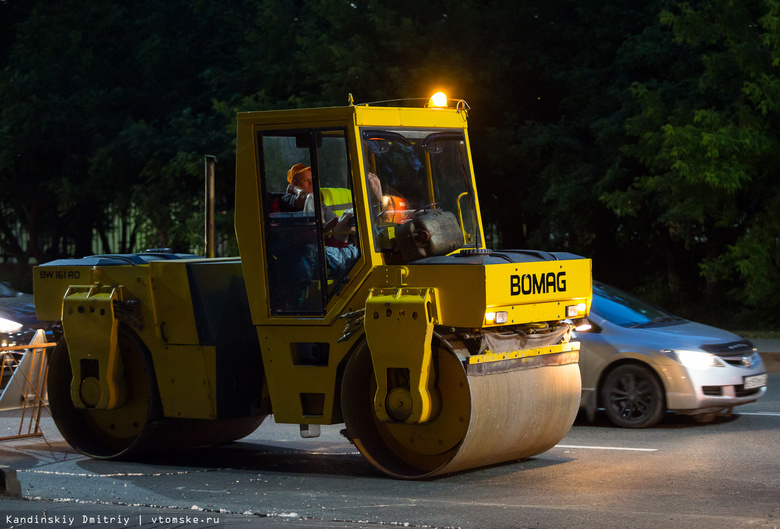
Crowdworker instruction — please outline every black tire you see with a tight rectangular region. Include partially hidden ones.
[601,363,665,428]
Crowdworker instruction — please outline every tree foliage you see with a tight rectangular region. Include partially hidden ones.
[602,0,780,322]
[1,0,779,326]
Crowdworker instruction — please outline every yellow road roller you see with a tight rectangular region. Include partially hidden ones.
[33,94,592,478]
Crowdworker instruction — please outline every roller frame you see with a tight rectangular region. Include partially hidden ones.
[61,285,125,410]
[364,287,441,424]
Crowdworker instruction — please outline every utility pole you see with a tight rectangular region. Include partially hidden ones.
[204,155,216,258]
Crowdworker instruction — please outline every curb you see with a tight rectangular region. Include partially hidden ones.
[0,465,22,498]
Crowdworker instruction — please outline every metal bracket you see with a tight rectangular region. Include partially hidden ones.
[300,424,321,438]
[62,285,126,410]
[364,287,440,424]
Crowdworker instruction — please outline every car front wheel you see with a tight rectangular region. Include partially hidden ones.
[602,364,665,428]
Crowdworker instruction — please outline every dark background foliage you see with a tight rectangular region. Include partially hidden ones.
[2,0,779,329]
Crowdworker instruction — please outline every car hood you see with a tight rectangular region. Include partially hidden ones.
[0,292,46,327]
[588,317,748,351]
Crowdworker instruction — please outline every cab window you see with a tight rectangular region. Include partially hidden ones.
[361,128,480,252]
[258,129,359,315]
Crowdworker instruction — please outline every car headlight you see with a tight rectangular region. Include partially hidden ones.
[0,317,23,334]
[662,349,724,369]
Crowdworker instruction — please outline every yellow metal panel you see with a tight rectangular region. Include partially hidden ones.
[33,266,94,321]
[236,105,470,130]
[491,301,569,326]
[353,106,469,128]
[36,260,219,420]
[364,258,592,328]
[484,258,592,307]
[147,261,199,344]
[469,341,580,364]
[234,116,267,326]
[380,264,488,326]
[255,324,354,424]
[151,344,216,419]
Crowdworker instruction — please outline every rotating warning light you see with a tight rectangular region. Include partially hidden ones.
[428,92,448,108]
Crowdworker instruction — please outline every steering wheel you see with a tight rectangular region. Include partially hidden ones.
[414,203,438,215]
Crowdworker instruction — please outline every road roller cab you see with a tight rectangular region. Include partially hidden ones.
[34,94,592,478]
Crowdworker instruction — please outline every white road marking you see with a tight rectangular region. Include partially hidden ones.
[555,444,658,452]
[737,411,780,416]
[22,469,210,477]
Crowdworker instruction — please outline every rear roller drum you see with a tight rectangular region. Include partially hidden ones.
[48,327,266,459]
[48,326,158,459]
[341,342,582,479]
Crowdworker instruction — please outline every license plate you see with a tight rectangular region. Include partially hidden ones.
[743,373,768,390]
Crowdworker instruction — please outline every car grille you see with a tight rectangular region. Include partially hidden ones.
[702,385,762,397]
[701,339,754,355]
[701,340,759,367]
[721,354,760,367]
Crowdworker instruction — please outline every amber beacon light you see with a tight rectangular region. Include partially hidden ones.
[428,92,449,108]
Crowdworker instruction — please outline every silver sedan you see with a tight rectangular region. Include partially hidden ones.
[575,282,768,428]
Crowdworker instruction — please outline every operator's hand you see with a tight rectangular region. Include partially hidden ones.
[287,184,309,209]
[367,172,383,203]
[332,209,355,243]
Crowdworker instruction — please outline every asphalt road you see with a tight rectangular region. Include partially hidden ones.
[1,374,778,529]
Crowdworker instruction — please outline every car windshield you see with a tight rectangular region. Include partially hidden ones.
[0,283,19,298]
[361,128,480,251]
[591,282,685,328]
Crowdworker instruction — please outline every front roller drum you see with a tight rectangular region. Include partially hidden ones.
[341,344,581,479]
[48,326,265,459]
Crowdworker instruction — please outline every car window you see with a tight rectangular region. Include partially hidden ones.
[0,282,18,298]
[591,282,683,328]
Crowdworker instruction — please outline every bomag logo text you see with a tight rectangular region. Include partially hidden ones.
[38,270,81,280]
[510,272,566,296]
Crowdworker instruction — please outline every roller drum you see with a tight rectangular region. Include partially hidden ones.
[48,327,266,460]
[342,343,581,479]
[442,359,581,474]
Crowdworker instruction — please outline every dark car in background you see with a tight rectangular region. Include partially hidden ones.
[0,281,60,347]
[575,282,768,428]
[1,281,61,390]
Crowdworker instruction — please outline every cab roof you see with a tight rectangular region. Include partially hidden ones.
[236,104,470,129]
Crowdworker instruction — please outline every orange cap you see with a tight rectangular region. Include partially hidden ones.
[287,163,311,183]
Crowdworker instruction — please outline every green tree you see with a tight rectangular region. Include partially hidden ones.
[0,0,256,270]
[479,0,668,287]
[605,0,780,322]
[3,0,778,328]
